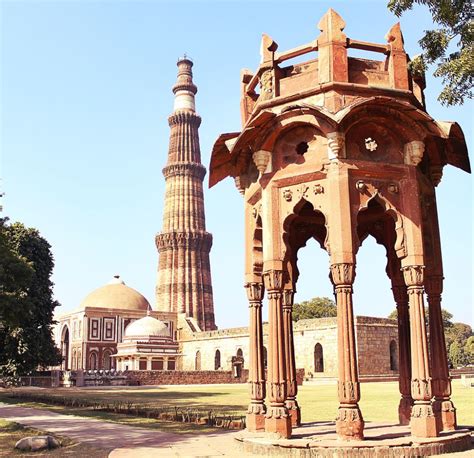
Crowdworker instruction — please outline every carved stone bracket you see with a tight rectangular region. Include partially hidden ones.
[404,141,425,166]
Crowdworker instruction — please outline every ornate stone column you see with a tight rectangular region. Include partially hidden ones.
[263,269,291,438]
[425,274,457,431]
[391,281,413,425]
[402,266,439,437]
[331,263,364,440]
[282,289,301,427]
[245,281,266,432]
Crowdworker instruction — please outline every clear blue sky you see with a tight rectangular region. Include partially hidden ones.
[1,1,472,328]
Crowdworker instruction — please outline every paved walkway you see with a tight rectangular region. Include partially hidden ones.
[0,403,256,457]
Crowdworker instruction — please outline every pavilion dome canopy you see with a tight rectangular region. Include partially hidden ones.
[79,275,151,312]
[124,314,169,338]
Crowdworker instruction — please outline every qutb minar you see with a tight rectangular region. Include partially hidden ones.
[155,57,216,332]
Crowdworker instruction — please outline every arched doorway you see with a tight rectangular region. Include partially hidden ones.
[61,325,70,370]
[314,343,324,373]
[195,351,201,370]
[236,348,244,368]
[103,349,113,370]
[214,350,221,370]
[390,340,398,371]
[89,351,98,370]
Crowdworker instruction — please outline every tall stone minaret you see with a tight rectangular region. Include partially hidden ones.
[155,57,216,331]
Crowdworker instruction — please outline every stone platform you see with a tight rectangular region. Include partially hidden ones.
[235,422,472,457]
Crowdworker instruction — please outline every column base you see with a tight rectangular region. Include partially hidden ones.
[398,396,413,426]
[285,399,301,427]
[335,406,364,441]
[246,413,266,432]
[265,405,291,438]
[433,399,457,431]
[410,403,439,438]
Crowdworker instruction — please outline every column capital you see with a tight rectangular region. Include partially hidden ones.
[392,285,408,306]
[425,274,444,296]
[263,269,284,291]
[245,282,264,302]
[282,289,294,309]
[330,263,355,286]
[402,265,424,287]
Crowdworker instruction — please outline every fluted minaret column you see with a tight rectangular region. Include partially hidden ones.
[155,58,216,331]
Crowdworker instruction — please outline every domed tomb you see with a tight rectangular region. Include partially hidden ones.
[79,275,151,311]
[115,311,179,371]
[124,313,170,340]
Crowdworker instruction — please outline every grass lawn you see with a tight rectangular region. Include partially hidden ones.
[0,419,109,457]
[2,379,473,426]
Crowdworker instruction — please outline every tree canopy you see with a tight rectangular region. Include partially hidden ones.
[292,297,337,321]
[388,0,473,105]
[388,306,473,367]
[0,219,61,377]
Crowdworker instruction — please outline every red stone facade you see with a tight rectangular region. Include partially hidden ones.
[126,369,305,386]
[210,8,469,441]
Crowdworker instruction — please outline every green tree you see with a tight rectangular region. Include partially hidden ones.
[293,297,337,321]
[388,306,453,329]
[448,340,467,367]
[464,336,474,365]
[0,218,33,327]
[388,0,473,105]
[0,219,61,377]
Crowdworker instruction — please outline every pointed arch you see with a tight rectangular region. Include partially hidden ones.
[314,343,324,373]
[357,191,406,259]
[214,349,221,370]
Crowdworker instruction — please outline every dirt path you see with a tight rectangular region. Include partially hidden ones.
[0,403,255,457]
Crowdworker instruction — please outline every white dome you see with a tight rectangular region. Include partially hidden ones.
[124,314,169,338]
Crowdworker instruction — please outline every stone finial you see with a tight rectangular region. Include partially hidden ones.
[317,8,347,43]
[404,141,425,166]
[260,34,278,63]
[252,150,271,175]
[385,23,405,51]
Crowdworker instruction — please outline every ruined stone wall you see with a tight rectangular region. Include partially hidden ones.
[293,318,338,377]
[127,370,248,385]
[180,316,399,379]
[356,316,399,376]
[126,369,305,386]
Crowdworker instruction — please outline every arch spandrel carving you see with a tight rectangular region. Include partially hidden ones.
[354,181,406,259]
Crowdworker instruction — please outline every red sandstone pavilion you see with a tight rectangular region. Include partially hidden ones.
[210,8,469,445]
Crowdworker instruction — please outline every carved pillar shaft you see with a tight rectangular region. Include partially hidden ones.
[402,266,439,438]
[282,289,301,427]
[392,283,413,425]
[263,269,291,438]
[245,281,266,432]
[331,263,364,441]
[426,275,457,431]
